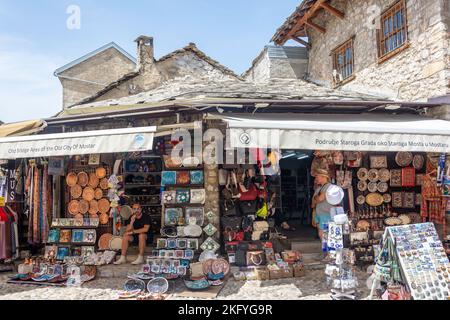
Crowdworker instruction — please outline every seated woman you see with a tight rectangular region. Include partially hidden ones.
[114,204,151,265]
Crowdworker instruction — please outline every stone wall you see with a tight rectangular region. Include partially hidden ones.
[58,47,136,108]
[307,0,449,101]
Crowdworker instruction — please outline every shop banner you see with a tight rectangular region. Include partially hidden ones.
[0,126,156,159]
[230,128,450,153]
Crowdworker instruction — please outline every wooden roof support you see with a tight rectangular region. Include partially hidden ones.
[284,0,327,40]
[320,2,345,19]
[305,20,326,34]
[290,36,311,49]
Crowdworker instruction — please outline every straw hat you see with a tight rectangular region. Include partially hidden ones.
[326,185,345,206]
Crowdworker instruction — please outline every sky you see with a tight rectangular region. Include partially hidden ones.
[0,0,300,123]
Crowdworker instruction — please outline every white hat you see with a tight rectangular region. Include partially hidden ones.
[326,185,345,206]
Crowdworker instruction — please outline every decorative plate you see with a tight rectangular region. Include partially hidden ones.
[160,226,178,238]
[413,154,425,170]
[68,200,80,215]
[66,172,78,187]
[82,187,95,202]
[79,199,89,214]
[366,193,384,207]
[98,233,113,250]
[164,208,183,226]
[88,172,99,188]
[356,220,371,232]
[384,217,403,226]
[98,198,111,214]
[124,279,146,292]
[161,171,177,186]
[190,171,204,185]
[202,259,214,275]
[162,191,176,204]
[99,212,110,225]
[377,182,389,193]
[70,185,83,199]
[77,172,89,187]
[395,152,413,167]
[184,224,203,238]
[357,180,368,192]
[200,237,220,253]
[398,214,411,225]
[96,167,107,179]
[164,156,183,169]
[383,194,392,203]
[167,239,177,250]
[190,189,206,204]
[120,205,133,220]
[357,168,368,181]
[94,188,103,200]
[203,224,218,237]
[368,182,378,193]
[176,171,190,185]
[356,195,366,205]
[109,237,123,251]
[370,155,388,169]
[184,278,211,291]
[368,169,379,182]
[379,169,391,183]
[147,277,169,294]
[212,259,230,275]
[207,272,225,281]
[100,178,109,190]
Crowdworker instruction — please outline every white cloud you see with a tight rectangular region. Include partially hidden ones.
[0,35,63,123]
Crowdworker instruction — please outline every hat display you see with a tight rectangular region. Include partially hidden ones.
[326,185,345,206]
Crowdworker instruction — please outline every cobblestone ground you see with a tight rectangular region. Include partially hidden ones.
[0,268,371,300]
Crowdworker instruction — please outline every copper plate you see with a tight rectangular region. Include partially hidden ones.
[88,172,99,188]
[357,168,368,181]
[377,182,389,193]
[383,194,392,203]
[96,167,107,179]
[379,169,391,183]
[94,188,103,200]
[89,212,99,219]
[366,193,384,207]
[356,220,370,231]
[66,172,78,187]
[68,200,80,216]
[99,212,110,225]
[98,233,113,250]
[357,180,368,192]
[70,184,82,199]
[100,178,109,190]
[413,155,424,170]
[77,172,89,187]
[79,199,89,214]
[368,169,379,182]
[82,187,95,202]
[357,195,366,205]
[212,259,229,275]
[395,152,413,167]
[368,182,378,193]
[98,198,111,214]
[89,200,99,215]
[202,259,214,275]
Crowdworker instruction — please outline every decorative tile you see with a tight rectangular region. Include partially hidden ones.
[200,237,220,253]
[203,223,218,237]
[206,211,215,222]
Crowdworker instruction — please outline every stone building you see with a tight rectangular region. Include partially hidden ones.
[55,36,242,109]
[270,0,449,103]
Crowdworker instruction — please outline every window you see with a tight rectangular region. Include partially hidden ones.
[332,38,354,84]
[377,0,408,61]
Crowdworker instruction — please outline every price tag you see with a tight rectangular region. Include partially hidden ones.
[0,197,5,207]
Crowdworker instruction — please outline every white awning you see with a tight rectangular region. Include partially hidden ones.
[209,113,450,153]
[0,126,156,159]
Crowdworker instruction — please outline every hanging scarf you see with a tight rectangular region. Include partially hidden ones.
[32,167,40,244]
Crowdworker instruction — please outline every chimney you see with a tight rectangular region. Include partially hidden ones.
[134,35,154,73]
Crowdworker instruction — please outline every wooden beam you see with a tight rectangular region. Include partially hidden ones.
[320,2,345,19]
[290,36,311,49]
[285,0,327,39]
[305,20,326,34]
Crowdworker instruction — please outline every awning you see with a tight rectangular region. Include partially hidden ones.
[0,126,156,159]
[0,120,47,137]
[209,113,450,153]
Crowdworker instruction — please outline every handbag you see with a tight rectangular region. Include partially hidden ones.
[239,201,257,215]
[221,216,243,231]
[221,199,237,217]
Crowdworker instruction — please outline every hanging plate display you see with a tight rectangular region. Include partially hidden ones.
[412,155,424,170]
[82,187,95,202]
[98,198,111,214]
[368,182,378,193]
[88,173,99,188]
[395,152,413,167]
[100,178,109,190]
[109,236,122,250]
[357,180,368,192]
[68,200,80,216]
[383,194,392,203]
[164,156,183,169]
[77,172,89,187]
[357,168,368,181]
[96,167,107,179]
[88,200,99,216]
[98,233,113,250]
[70,184,82,199]
[356,195,366,205]
[79,199,89,214]
[66,172,78,187]
[200,237,220,253]
[99,212,110,225]
[377,182,389,193]
[202,259,214,275]
[366,193,384,207]
[94,188,103,200]
[368,169,379,182]
[379,169,391,183]
[203,224,218,237]
[124,279,146,293]
[212,259,230,275]
[147,277,169,295]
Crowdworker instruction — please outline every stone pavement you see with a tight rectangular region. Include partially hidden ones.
[0,262,372,300]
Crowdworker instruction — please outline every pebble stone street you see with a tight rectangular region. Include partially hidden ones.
[0,267,372,300]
